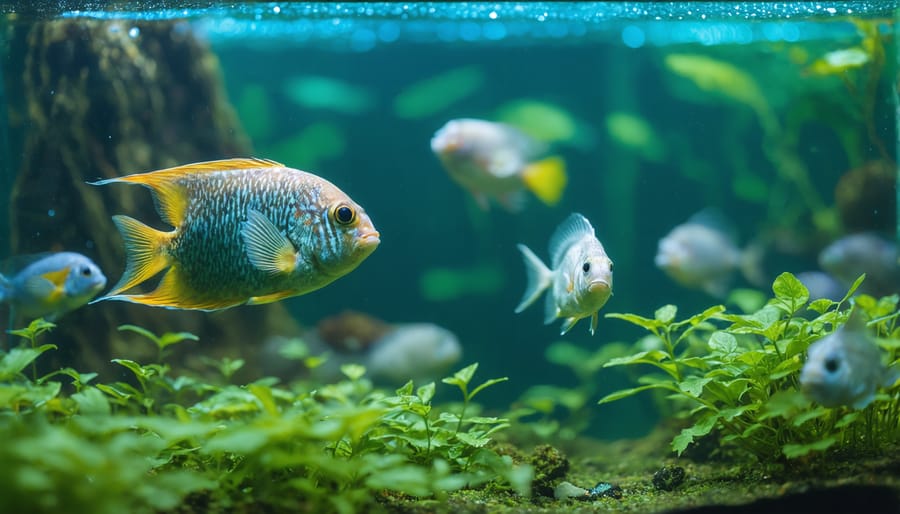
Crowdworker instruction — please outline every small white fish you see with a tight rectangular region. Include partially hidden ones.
[800,309,899,409]
[365,323,463,384]
[431,118,567,212]
[655,209,762,298]
[0,252,106,320]
[818,232,900,298]
[515,213,613,335]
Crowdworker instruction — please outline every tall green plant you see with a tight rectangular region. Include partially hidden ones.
[599,273,899,461]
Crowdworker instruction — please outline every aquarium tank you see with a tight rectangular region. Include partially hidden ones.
[0,1,898,513]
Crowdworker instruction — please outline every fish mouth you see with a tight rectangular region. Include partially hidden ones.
[588,280,611,293]
[357,230,381,248]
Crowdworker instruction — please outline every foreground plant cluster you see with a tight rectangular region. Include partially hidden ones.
[596,272,900,461]
[0,322,530,514]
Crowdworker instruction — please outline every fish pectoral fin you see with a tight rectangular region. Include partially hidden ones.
[96,266,241,311]
[559,316,580,335]
[106,215,174,296]
[247,290,300,305]
[22,274,63,302]
[41,266,71,288]
[241,209,298,275]
[521,156,567,206]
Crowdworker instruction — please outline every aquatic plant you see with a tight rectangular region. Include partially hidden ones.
[598,272,899,462]
[0,323,531,514]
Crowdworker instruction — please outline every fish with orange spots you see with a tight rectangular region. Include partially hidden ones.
[89,158,380,310]
[431,118,568,211]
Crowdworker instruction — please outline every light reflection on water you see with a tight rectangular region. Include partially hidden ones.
[13,1,888,50]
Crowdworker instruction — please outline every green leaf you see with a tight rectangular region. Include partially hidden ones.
[772,272,809,313]
[0,344,58,381]
[655,304,677,324]
[807,298,835,314]
[443,363,478,389]
[7,318,56,340]
[678,376,712,397]
[156,331,199,349]
[598,383,680,404]
[469,377,509,401]
[455,431,491,448]
[605,312,663,332]
[839,274,866,305]
[417,382,436,404]
[708,331,739,359]
[395,380,414,396]
[783,437,837,458]
[773,272,809,303]
[72,386,111,416]
[111,358,151,381]
[340,363,366,381]
[672,412,718,455]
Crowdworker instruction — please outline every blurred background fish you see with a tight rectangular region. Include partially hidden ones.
[431,118,568,212]
[0,251,106,321]
[800,308,899,409]
[515,213,613,335]
[365,323,462,385]
[90,158,380,310]
[818,232,900,298]
[261,310,462,386]
[655,209,765,298]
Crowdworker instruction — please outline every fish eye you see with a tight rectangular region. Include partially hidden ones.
[80,266,92,277]
[332,204,356,225]
[582,262,591,273]
[824,357,840,373]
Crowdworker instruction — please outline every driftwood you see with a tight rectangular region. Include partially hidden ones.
[5,18,303,379]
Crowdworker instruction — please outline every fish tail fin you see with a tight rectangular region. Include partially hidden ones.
[739,239,767,288]
[514,244,553,313]
[96,215,174,299]
[521,156,567,206]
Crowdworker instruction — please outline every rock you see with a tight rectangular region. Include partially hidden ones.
[653,465,686,491]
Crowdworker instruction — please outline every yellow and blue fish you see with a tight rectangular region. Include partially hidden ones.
[0,251,106,320]
[90,158,380,310]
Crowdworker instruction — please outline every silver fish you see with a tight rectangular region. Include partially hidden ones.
[655,209,761,298]
[0,252,106,320]
[800,309,899,409]
[430,118,567,211]
[515,213,613,335]
[818,232,900,298]
[365,323,463,385]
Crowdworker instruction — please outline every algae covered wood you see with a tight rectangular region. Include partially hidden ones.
[4,18,302,377]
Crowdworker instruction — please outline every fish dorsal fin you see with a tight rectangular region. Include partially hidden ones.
[687,208,738,243]
[843,305,869,332]
[89,158,285,226]
[549,213,595,268]
[241,209,298,275]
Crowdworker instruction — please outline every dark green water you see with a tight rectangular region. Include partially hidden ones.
[1,2,896,439]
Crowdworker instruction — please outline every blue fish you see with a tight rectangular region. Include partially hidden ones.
[0,252,106,321]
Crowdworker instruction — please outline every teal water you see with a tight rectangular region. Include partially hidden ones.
[0,2,896,439]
